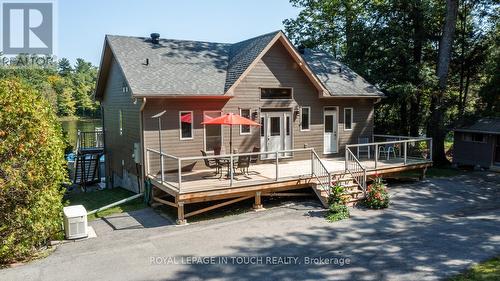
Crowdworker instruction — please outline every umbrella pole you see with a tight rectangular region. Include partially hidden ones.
[230,125,233,154]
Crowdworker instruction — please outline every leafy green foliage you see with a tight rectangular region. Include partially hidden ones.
[0,79,67,264]
[0,55,98,117]
[284,0,499,163]
[364,175,390,209]
[326,182,349,222]
[449,256,500,281]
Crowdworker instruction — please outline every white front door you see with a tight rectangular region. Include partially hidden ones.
[261,111,292,159]
[324,108,338,154]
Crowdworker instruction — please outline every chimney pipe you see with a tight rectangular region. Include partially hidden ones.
[150,33,160,44]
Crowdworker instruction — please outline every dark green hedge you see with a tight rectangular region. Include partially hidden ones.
[0,78,67,264]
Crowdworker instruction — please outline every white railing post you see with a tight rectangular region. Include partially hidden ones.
[177,158,182,191]
[160,154,165,183]
[404,140,407,165]
[429,138,433,161]
[311,150,314,176]
[345,147,348,172]
[146,150,150,176]
[230,155,234,187]
[275,151,279,181]
[375,144,378,169]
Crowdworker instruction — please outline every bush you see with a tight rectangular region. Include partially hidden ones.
[364,174,390,209]
[326,182,349,222]
[0,79,67,264]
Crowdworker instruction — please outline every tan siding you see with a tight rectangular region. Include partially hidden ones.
[142,40,375,168]
[102,57,142,179]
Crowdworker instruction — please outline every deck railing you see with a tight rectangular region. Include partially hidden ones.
[77,129,104,151]
[346,136,432,170]
[311,149,332,197]
[345,148,367,195]
[146,148,317,193]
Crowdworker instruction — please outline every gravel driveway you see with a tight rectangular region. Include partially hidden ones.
[1,172,499,281]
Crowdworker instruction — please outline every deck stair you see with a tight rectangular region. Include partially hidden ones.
[73,130,104,190]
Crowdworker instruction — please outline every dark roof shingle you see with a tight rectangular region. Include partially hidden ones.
[454,117,500,134]
[103,32,383,97]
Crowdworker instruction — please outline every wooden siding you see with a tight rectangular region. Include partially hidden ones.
[142,40,376,171]
[101,57,142,179]
[453,132,495,167]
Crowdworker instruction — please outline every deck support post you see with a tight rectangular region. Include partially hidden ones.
[275,152,279,181]
[176,202,187,225]
[253,191,263,210]
[419,167,427,181]
[375,144,379,169]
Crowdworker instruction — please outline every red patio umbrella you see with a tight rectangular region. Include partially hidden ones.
[202,112,261,154]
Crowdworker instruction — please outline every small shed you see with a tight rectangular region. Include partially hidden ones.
[453,117,500,170]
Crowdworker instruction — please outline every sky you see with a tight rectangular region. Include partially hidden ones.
[57,0,300,65]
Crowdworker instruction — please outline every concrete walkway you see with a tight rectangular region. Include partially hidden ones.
[1,172,499,281]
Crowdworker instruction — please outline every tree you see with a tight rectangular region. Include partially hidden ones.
[58,58,72,77]
[0,79,67,263]
[428,0,459,165]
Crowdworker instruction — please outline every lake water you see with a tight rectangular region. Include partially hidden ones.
[60,118,102,149]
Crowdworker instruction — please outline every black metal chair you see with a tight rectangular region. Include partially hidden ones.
[233,155,251,175]
[201,150,222,178]
[250,146,260,164]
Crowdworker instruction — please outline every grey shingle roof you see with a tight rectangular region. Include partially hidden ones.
[103,32,383,97]
[107,35,230,96]
[302,49,383,96]
[454,117,500,134]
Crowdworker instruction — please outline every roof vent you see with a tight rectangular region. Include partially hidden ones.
[297,44,305,54]
[150,33,160,44]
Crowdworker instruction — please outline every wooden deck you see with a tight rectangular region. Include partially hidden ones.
[150,157,430,195]
[147,136,433,224]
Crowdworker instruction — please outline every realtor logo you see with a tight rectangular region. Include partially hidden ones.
[2,2,54,54]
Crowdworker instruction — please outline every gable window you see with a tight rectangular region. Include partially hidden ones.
[344,108,353,130]
[240,108,251,135]
[463,133,485,143]
[300,107,310,131]
[122,81,129,93]
[260,88,292,100]
[119,110,123,136]
[179,111,193,140]
[204,111,222,151]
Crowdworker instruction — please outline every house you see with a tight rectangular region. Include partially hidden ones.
[95,31,432,223]
[453,117,500,170]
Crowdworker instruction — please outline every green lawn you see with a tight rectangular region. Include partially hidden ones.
[64,187,146,221]
[449,256,500,281]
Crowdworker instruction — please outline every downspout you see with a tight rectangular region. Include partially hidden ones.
[139,97,147,194]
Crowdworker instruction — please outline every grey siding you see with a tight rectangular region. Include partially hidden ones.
[453,132,495,167]
[101,57,142,191]
[142,40,376,170]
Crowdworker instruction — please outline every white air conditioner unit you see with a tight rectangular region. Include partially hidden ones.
[63,205,88,239]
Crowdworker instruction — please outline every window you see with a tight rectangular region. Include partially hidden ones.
[119,110,123,136]
[300,107,310,131]
[122,81,129,93]
[204,111,222,151]
[179,111,193,140]
[463,133,485,143]
[344,108,353,130]
[270,117,281,136]
[240,108,251,135]
[260,88,292,100]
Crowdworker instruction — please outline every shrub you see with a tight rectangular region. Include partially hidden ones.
[326,182,349,222]
[364,174,390,209]
[0,79,67,264]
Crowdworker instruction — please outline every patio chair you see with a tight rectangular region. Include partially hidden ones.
[357,137,371,159]
[378,139,397,160]
[200,150,222,178]
[250,146,260,164]
[213,146,222,156]
[233,155,251,175]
